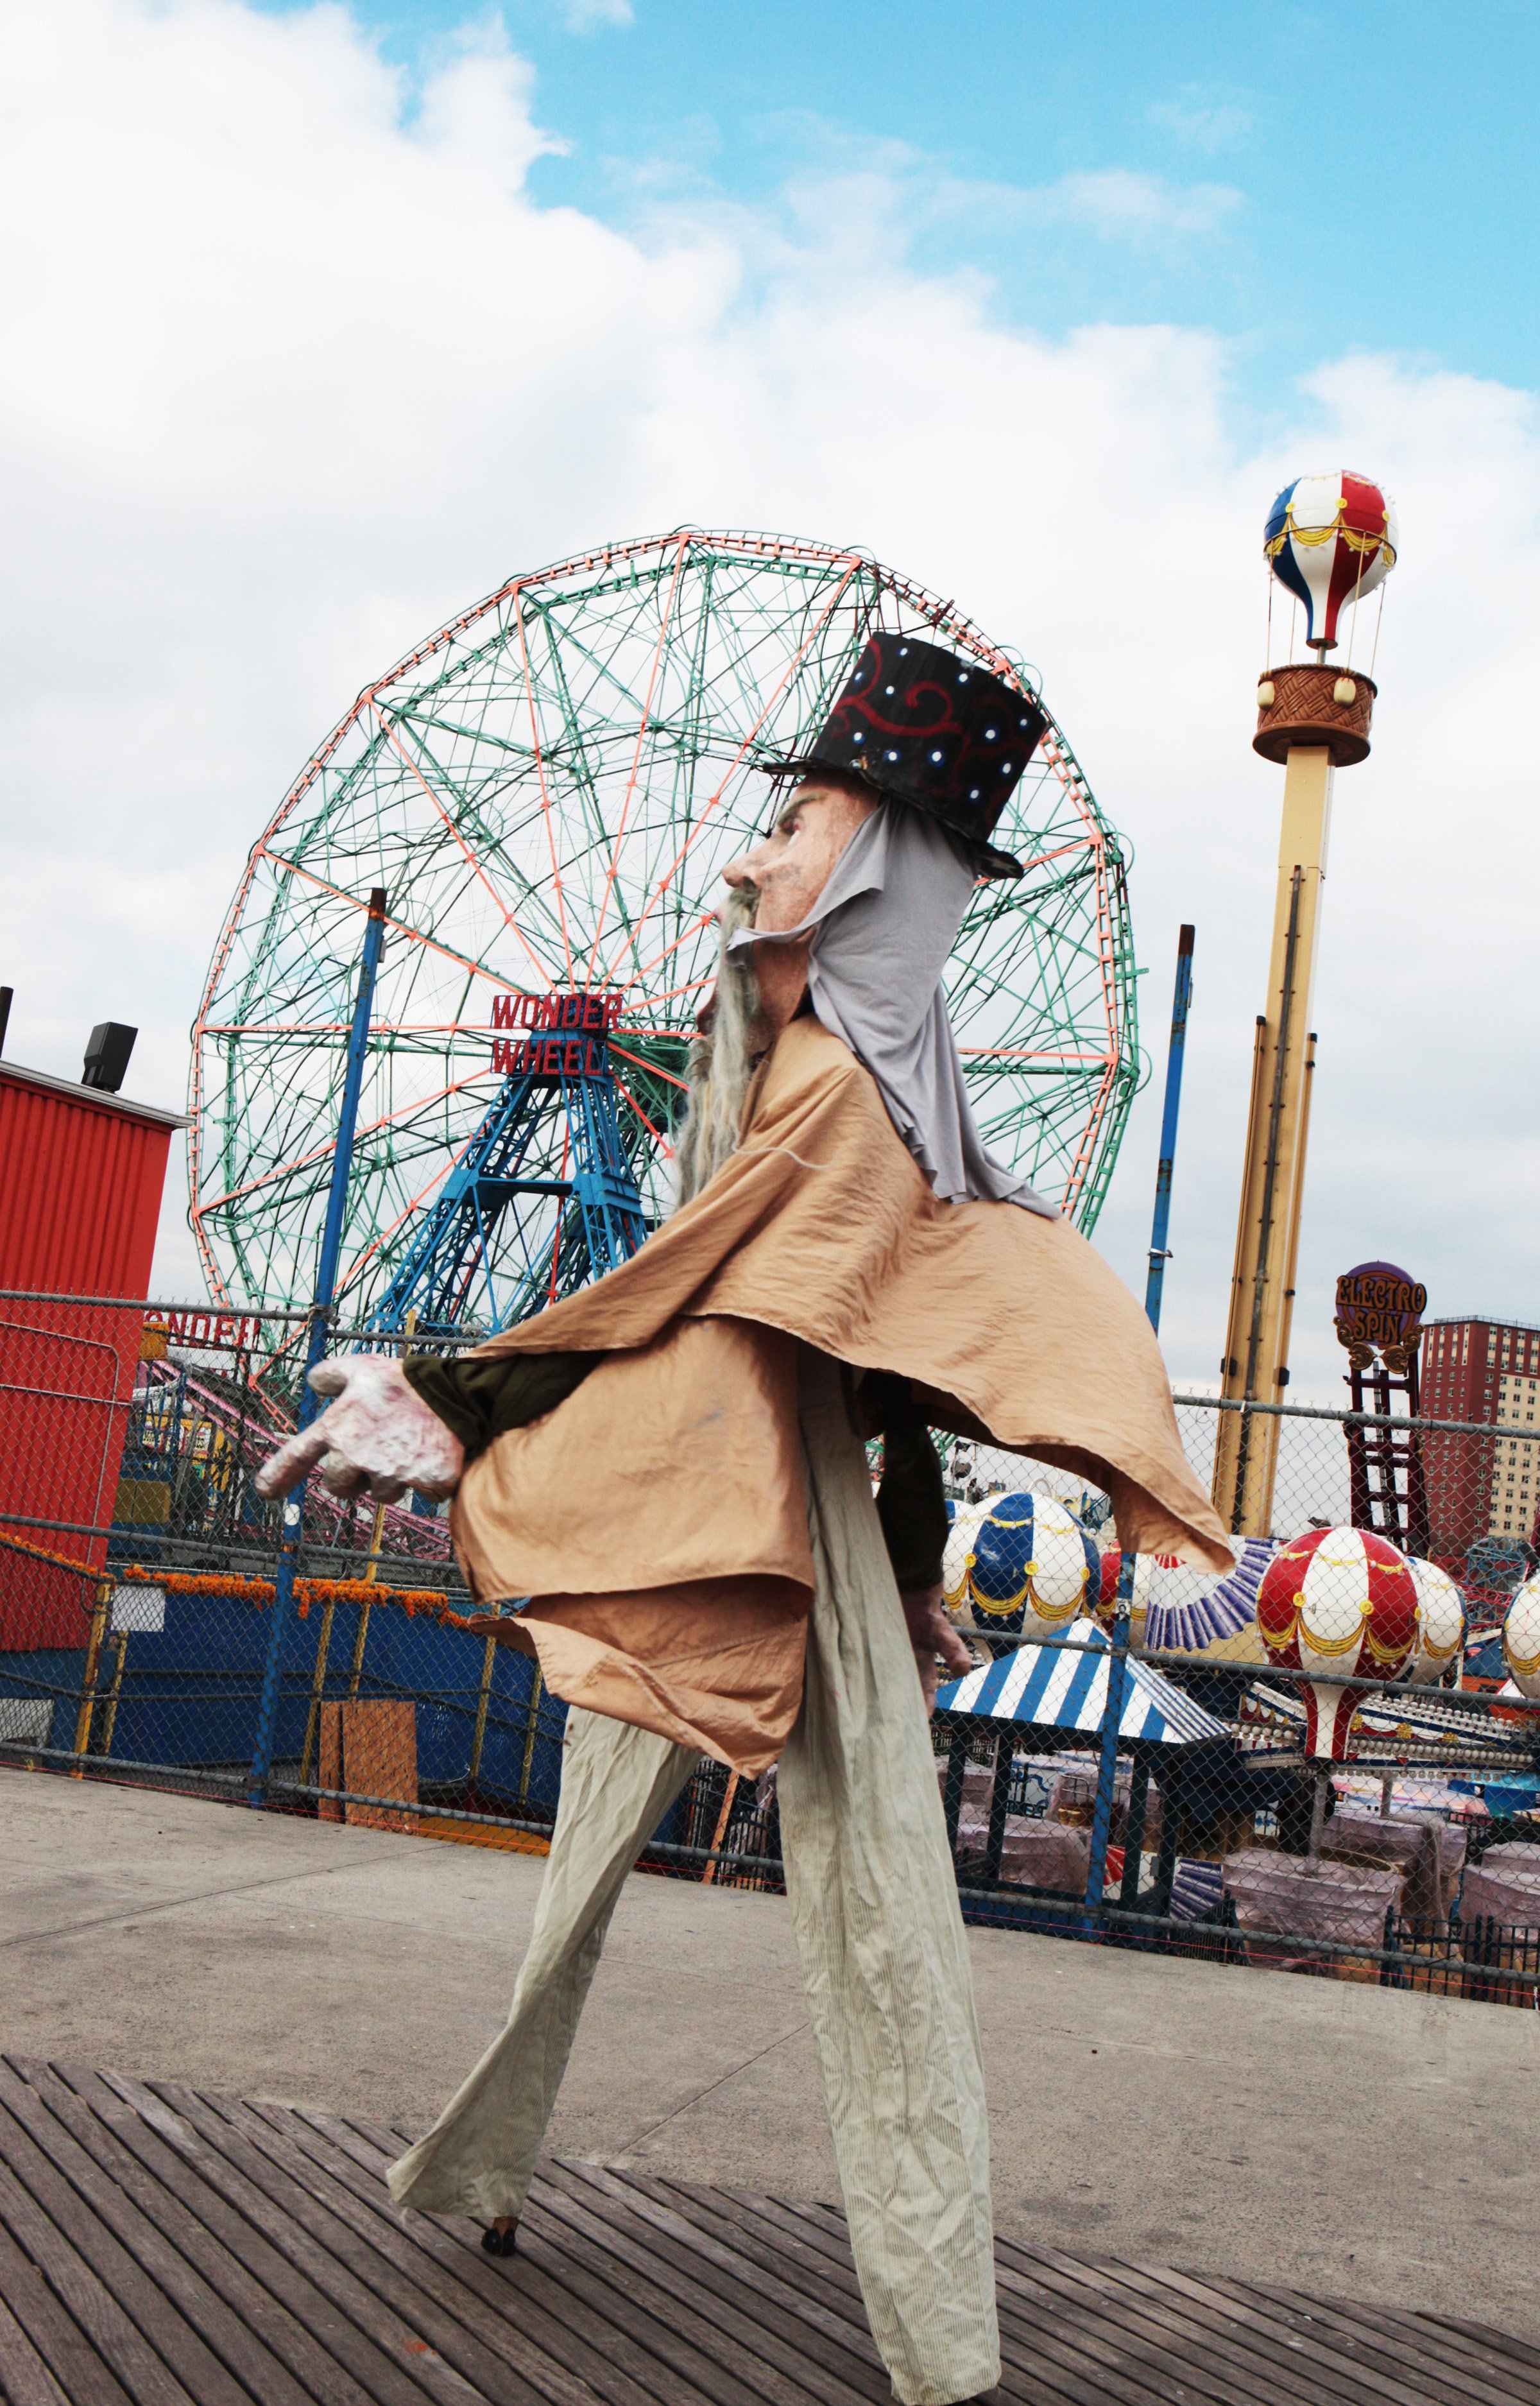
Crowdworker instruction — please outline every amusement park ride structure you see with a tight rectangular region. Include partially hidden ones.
[1214,474,1399,1538]
[191,531,1142,1356]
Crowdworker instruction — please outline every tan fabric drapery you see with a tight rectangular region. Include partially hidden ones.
[449,1017,1230,1773]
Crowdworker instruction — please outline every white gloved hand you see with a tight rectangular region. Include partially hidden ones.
[254,1358,465,1506]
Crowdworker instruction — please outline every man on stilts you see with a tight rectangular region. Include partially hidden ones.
[260,633,1229,2406]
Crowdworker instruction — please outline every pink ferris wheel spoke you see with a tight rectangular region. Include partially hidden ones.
[599,554,864,993]
[370,702,559,992]
[513,588,577,986]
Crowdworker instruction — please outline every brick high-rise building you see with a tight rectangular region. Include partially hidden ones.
[1421,1316,1540,1560]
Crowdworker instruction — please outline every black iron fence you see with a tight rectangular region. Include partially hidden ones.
[3,1288,1537,2006]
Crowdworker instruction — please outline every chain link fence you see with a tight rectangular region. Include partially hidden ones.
[3,1288,1538,2005]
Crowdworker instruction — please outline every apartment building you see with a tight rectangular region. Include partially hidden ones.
[1421,1316,1540,1556]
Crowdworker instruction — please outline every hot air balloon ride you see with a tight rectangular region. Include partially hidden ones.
[1403,1557,1467,1686]
[941,1493,1002,1620]
[1502,1576,1540,1701]
[1254,1526,1420,1758]
[952,1490,1100,1640]
[1221,483,1401,1542]
[1263,471,1399,660]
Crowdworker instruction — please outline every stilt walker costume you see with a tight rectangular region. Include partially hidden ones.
[259,633,1231,2406]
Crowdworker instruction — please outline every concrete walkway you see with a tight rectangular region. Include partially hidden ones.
[1,1766,1534,2331]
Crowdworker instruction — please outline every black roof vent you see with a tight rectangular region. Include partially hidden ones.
[82,1023,137,1094]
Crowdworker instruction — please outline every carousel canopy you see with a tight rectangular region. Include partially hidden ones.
[937,1617,1228,1748]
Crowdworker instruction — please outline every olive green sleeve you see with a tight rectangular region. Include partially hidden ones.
[866,1370,949,1594]
[401,1350,600,1460]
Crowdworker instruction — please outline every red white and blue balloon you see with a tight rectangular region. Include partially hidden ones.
[1263,471,1398,651]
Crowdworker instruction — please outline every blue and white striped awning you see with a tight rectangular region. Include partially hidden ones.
[936,1617,1228,1748]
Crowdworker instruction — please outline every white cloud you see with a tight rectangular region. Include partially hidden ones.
[1,0,1536,1402]
[1031,168,1244,240]
[1148,96,1254,154]
[563,0,632,27]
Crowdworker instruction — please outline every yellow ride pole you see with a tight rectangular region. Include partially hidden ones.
[1213,666,1376,1536]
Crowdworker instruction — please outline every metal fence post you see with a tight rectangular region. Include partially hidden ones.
[248,889,388,1808]
[1086,1549,1135,1917]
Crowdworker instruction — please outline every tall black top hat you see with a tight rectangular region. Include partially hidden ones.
[763,632,1048,879]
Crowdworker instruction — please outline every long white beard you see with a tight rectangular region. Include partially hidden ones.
[673,888,760,1208]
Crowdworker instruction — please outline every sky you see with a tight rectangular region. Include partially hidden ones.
[1,0,1537,1400]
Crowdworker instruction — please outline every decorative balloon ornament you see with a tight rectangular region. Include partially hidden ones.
[1263,472,1399,660]
[1253,470,1399,772]
[1255,1527,1420,1758]
[954,1490,1100,1640]
[1403,1557,1468,1686]
[941,1493,1002,1620]
[1502,1576,1540,1701]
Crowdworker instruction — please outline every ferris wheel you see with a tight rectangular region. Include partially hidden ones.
[191,531,1139,1342]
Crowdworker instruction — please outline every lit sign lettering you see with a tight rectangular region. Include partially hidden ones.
[1334,1263,1427,1371]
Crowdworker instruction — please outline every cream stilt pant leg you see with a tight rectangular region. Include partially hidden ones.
[387,1705,698,2222]
[778,1353,1000,2406]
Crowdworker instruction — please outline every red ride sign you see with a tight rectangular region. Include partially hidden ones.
[489,990,622,1080]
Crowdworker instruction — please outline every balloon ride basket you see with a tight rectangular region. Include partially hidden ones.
[1253,660,1376,766]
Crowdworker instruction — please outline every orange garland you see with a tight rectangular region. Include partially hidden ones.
[114,1565,467,1622]
[0,1531,470,1626]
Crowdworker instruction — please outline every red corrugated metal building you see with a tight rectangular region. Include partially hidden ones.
[0,1063,185,1647]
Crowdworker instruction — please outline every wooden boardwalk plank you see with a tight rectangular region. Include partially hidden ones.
[991,2242,1415,2406]
[687,2189,1230,2406]
[195,2095,604,2406]
[231,2103,620,2406]
[535,2163,886,2402]
[0,2069,1530,2406]
[69,2068,445,2406]
[1029,2248,1463,2406]
[0,2062,314,2406]
[268,2108,767,2406]
[140,2081,565,2406]
[0,2067,282,2406]
[257,2108,717,2406]
[33,2064,388,2406]
[0,2210,134,2406]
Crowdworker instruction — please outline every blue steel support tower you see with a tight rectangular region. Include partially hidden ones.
[366,993,649,1345]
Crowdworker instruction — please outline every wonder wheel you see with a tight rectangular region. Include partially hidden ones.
[191,531,1139,1345]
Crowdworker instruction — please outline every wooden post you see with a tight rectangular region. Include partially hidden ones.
[468,1603,503,1791]
[298,1595,337,1788]
[701,1773,739,1886]
[98,1633,130,1760]
[346,1497,388,1701]
[517,1663,544,1805]
[72,1581,112,1774]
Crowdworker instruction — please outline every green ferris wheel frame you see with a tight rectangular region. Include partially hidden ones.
[190,529,1141,1328]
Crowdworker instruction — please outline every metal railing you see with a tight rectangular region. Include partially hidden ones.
[1,1289,1537,2008]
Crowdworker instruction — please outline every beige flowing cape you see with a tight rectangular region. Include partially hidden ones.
[449,1017,1230,1774]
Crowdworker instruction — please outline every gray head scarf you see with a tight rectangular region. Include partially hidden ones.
[730,802,1057,1217]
